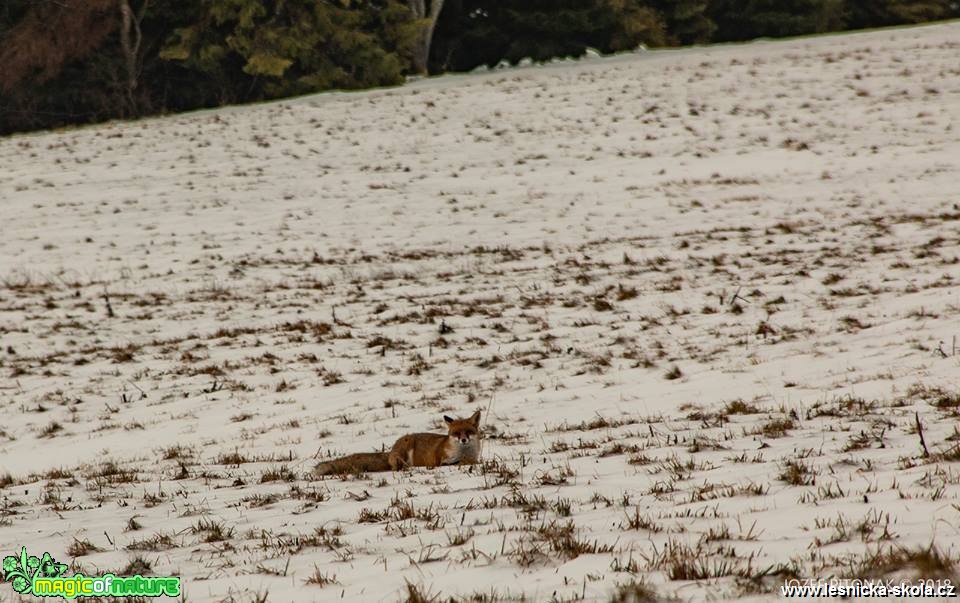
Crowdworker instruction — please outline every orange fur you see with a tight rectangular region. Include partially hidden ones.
[313,410,482,477]
[389,410,481,469]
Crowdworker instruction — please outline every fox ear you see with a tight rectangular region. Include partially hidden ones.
[443,415,454,424]
[469,410,481,426]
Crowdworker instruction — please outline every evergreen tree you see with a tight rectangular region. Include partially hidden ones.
[708,0,846,42]
[0,0,31,37]
[430,0,666,72]
[647,0,716,45]
[845,0,954,29]
[160,0,416,99]
[429,1,509,72]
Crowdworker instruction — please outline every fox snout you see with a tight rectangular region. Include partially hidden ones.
[450,433,475,447]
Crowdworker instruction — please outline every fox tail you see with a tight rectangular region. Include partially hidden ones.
[313,451,392,477]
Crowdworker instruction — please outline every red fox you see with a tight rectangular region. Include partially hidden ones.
[313,411,482,477]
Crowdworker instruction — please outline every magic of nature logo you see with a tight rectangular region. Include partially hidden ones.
[3,547,180,598]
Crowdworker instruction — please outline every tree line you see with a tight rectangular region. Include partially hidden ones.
[1,0,956,135]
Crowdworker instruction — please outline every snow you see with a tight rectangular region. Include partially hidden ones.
[1,21,960,602]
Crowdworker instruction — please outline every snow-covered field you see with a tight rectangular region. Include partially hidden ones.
[2,21,960,602]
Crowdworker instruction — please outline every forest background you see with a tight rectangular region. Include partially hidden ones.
[1,0,957,135]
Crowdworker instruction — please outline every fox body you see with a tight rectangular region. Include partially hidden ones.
[388,410,481,470]
[313,411,481,477]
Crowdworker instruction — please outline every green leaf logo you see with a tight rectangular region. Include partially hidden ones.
[3,548,68,595]
[1,556,18,574]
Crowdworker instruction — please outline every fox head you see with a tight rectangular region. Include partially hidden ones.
[444,410,481,447]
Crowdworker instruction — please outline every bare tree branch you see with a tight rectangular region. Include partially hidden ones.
[118,0,148,114]
[409,0,444,74]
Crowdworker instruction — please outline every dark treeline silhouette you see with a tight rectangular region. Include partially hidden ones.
[1,0,956,135]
